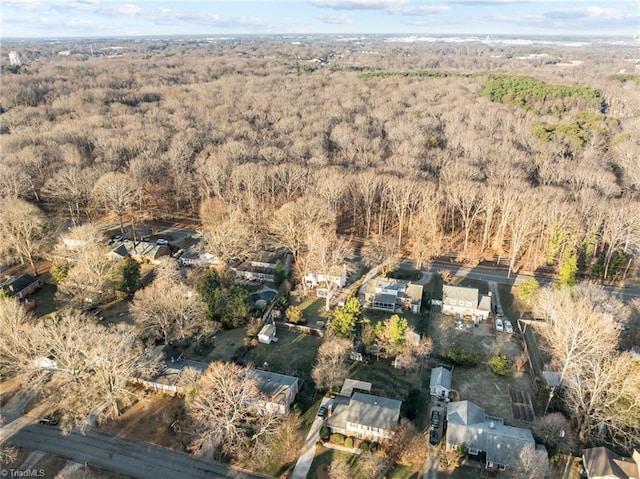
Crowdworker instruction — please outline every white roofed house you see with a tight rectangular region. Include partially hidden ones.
[442,285,491,321]
[430,366,452,401]
[304,264,348,298]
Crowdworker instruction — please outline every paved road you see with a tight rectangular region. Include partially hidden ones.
[5,421,269,479]
[400,260,640,302]
[290,398,331,479]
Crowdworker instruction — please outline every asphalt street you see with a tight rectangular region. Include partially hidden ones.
[5,422,269,479]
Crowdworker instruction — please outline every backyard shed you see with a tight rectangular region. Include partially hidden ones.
[430,366,452,401]
[258,324,277,344]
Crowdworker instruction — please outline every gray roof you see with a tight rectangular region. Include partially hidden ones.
[405,284,424,303]
[430,367,452,390]
[344,392,401,431]
[373,293,397,305]
[478,295,492,312]
[339,379,372,397]
[443,285,479,304]
[1,274,39,296]
[446,401,536,469]
[253,369,299,402]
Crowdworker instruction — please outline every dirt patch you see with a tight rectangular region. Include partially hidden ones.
[101,393,186,451]
[431,313,538,425]
[316,464,330,479]
[32,454,69,478]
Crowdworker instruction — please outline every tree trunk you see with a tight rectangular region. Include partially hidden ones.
[27,253,38,276]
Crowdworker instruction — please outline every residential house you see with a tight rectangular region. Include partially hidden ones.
[253,369,300,415]
[582,447,640,479]
[446,400,548,473]
[442,285,491,321]
[258,324,277,344]
[109,240,169,264]
[135,346,208,394]
[362,278,423,314]
[234,250,291,283]
[178,250,219,267]
[327,379,401,442]
[430,366,452,401]
[1,274,42,300]
[304,264,348,297]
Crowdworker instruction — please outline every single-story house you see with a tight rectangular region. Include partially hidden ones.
[253,369,301,415]
[442,285,491,321]
[234,250,291,283]
[327,391,402,442]
[1,274,42,300]
[109,240,169,264]
[258,324,277,344]
[362,278,423,314]
[582,447,640,479]
[446,400,548,473]
[135,346,208,394]
[304,264,348,295]
[430,366,452,401]
[178,250,219,267]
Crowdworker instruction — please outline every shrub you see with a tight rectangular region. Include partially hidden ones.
[50,262,69,284]
[330,433,345,445]
[286,305,305,324]
[441,347,480,367]
[320,426,330,441]
[344,437,354,448]
[488,353,513,376]
[370,442,380,452]
[360,441,370,451]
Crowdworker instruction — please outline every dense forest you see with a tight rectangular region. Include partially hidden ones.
[1,36,639,281]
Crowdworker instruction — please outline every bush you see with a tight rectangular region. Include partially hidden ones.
[370,442,380,452]
[344,437,354,448]
[441,347,480,367]
[320,426,330,441]
[360,441,370,451]
[286,305,305,324]
[488,353,513,376]
[330,433,345,445]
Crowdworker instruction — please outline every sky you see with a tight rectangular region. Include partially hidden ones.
[1,0,639,39]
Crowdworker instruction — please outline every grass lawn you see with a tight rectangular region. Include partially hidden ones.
[195,327,248,362]
[349,360,419,401]
[32,282,58,317]
[293,296,331,324]
[243,327,322,381]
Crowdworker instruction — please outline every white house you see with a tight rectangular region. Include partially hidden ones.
[442,285,491,321]
[304,264,348,291]
[430,366,452,401]
[258,324,277,344]
[362,278,423,313]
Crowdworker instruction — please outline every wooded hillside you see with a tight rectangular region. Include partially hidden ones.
[1,37,639,280]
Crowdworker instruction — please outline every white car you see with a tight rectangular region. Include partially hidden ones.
[495,318,504,332]
[504,320,514,334]
[156,238,169,245]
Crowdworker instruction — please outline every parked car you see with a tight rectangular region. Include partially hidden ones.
[317,406,328,419]
[156,238,169,245]
[39,416,59,426]
[429,429,440,446]
[495,318,504,332]
[431,410,440,428]
[505,320,514,334]
[113,235,122,242]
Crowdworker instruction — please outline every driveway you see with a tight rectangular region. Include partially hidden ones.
[290,398,332,479]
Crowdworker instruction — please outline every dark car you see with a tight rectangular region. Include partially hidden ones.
[431,410,440,428]
[429,429,439,446]
[317,406,328,419]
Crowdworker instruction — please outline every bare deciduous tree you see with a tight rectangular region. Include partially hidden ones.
[92,172,136,236]
[187,362,281,460]
[311,336,352,392]
[0,198,46,275]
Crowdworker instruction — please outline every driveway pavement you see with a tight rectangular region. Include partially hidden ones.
[290,397,332,479]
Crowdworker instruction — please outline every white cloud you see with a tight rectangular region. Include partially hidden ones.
[311,0,408,10]
[390,5,450,15]
[544,6,628,20]
[315,12,354,23]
